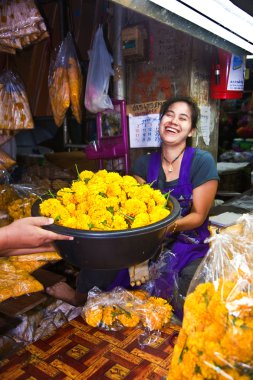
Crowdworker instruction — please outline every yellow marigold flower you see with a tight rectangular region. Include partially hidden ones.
[66,202,76,215]
[106,182,122,198]
[89,209,113,230]
[56,187,74,206]
[61,216,77,228]
[149,296,173,324]
[84,307,102,327]
[118,191,127,204]
[149,206,170,223]
[71,181,88,203]
[123,198,147,217]
[152,189,167,206]
[79,170,94,182]
[117,312,140,328]
[92,169,108,181]
[146,198,156,213]
[87,181,108,196]
[125,185,141,200]
[141,297,173,330]
[221,323,253,363]
[131,290,149,300]
[102,306,117,326]
[86,194,107,211]
[76,201,89,214]
[75,213,92,230]
[131,212,150,228]
[104,171,123,184]
[121,174,138,189]
[40,198,63,218]
[137,184,155,204]
[111,214,128,230]
[104,196,120,213]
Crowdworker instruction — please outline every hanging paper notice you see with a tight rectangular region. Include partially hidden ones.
[199,105,211,146]
[227,55,245,91]
[129,114,161,148]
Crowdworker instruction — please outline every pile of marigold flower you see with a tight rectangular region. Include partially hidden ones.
[39,169,171,230]
[168,278,253,380]
[82,288,173,331]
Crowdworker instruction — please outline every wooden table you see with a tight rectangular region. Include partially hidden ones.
[0,315,180,379]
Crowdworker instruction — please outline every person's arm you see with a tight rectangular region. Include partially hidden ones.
[2,244,56,257]
[133,174,146,184]
[167,179,218,233]
[0,217,74,256]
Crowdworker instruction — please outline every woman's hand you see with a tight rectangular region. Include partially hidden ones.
[0,217,73,255]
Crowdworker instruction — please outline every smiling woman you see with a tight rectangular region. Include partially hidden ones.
[131,96,219,318]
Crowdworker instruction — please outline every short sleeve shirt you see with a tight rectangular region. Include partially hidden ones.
[131,148,220,189]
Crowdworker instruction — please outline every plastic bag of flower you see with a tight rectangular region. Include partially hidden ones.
[7,184,42,221]
[82,286,173,334]
[0,183,41,220]
[0,70,34,130]
[49,32,83,126]
[168,214,253,380]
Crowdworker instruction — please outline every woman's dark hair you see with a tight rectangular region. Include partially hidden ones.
[159,96,200,129]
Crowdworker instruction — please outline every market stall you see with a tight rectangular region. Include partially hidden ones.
[0,1,253,379]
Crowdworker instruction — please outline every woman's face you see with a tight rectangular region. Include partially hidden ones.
[159,101,194,145]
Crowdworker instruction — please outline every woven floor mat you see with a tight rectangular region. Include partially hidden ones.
[0,315,180,379]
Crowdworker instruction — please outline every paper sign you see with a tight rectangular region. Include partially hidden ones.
[199,105,211,146]
[227,55,245,91]
[129,114,161,148]
[127,100,165,116]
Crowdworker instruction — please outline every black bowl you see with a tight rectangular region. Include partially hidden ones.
[32,196,180,270]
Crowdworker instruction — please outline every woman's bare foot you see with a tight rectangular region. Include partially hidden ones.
[46,282,87,306]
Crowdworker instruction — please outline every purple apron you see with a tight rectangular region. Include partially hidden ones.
[108,147,210,291]
[148,146,210,273]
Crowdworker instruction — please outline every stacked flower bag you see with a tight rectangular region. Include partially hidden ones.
[168,215,253,380]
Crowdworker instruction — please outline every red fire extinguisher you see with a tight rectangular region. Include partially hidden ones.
[210,48,245,99]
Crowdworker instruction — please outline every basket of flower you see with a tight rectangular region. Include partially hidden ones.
[32,169,180,269]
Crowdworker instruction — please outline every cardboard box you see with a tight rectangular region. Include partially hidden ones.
[122,25,146,60]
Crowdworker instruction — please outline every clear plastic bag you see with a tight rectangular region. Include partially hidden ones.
[49,32,83,126]
[0,70,34,131]
[82,286,173,345]
[168,214,253,380]
[84,25,114,114]
[0,0,49,53]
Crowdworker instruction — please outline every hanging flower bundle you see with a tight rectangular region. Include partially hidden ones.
[39,169,171,231]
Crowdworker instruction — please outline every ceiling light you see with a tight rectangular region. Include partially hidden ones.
[150,0,253,54]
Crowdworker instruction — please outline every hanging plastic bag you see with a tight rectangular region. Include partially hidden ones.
[84,25,114,114]
[49,32,83,126]
[0,70,34,131]
[0,0,49,54]
[168,214,253,380]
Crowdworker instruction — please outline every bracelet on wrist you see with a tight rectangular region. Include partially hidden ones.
[172,222,178,234]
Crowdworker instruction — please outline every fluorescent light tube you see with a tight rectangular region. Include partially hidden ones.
[150,0,253,53]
